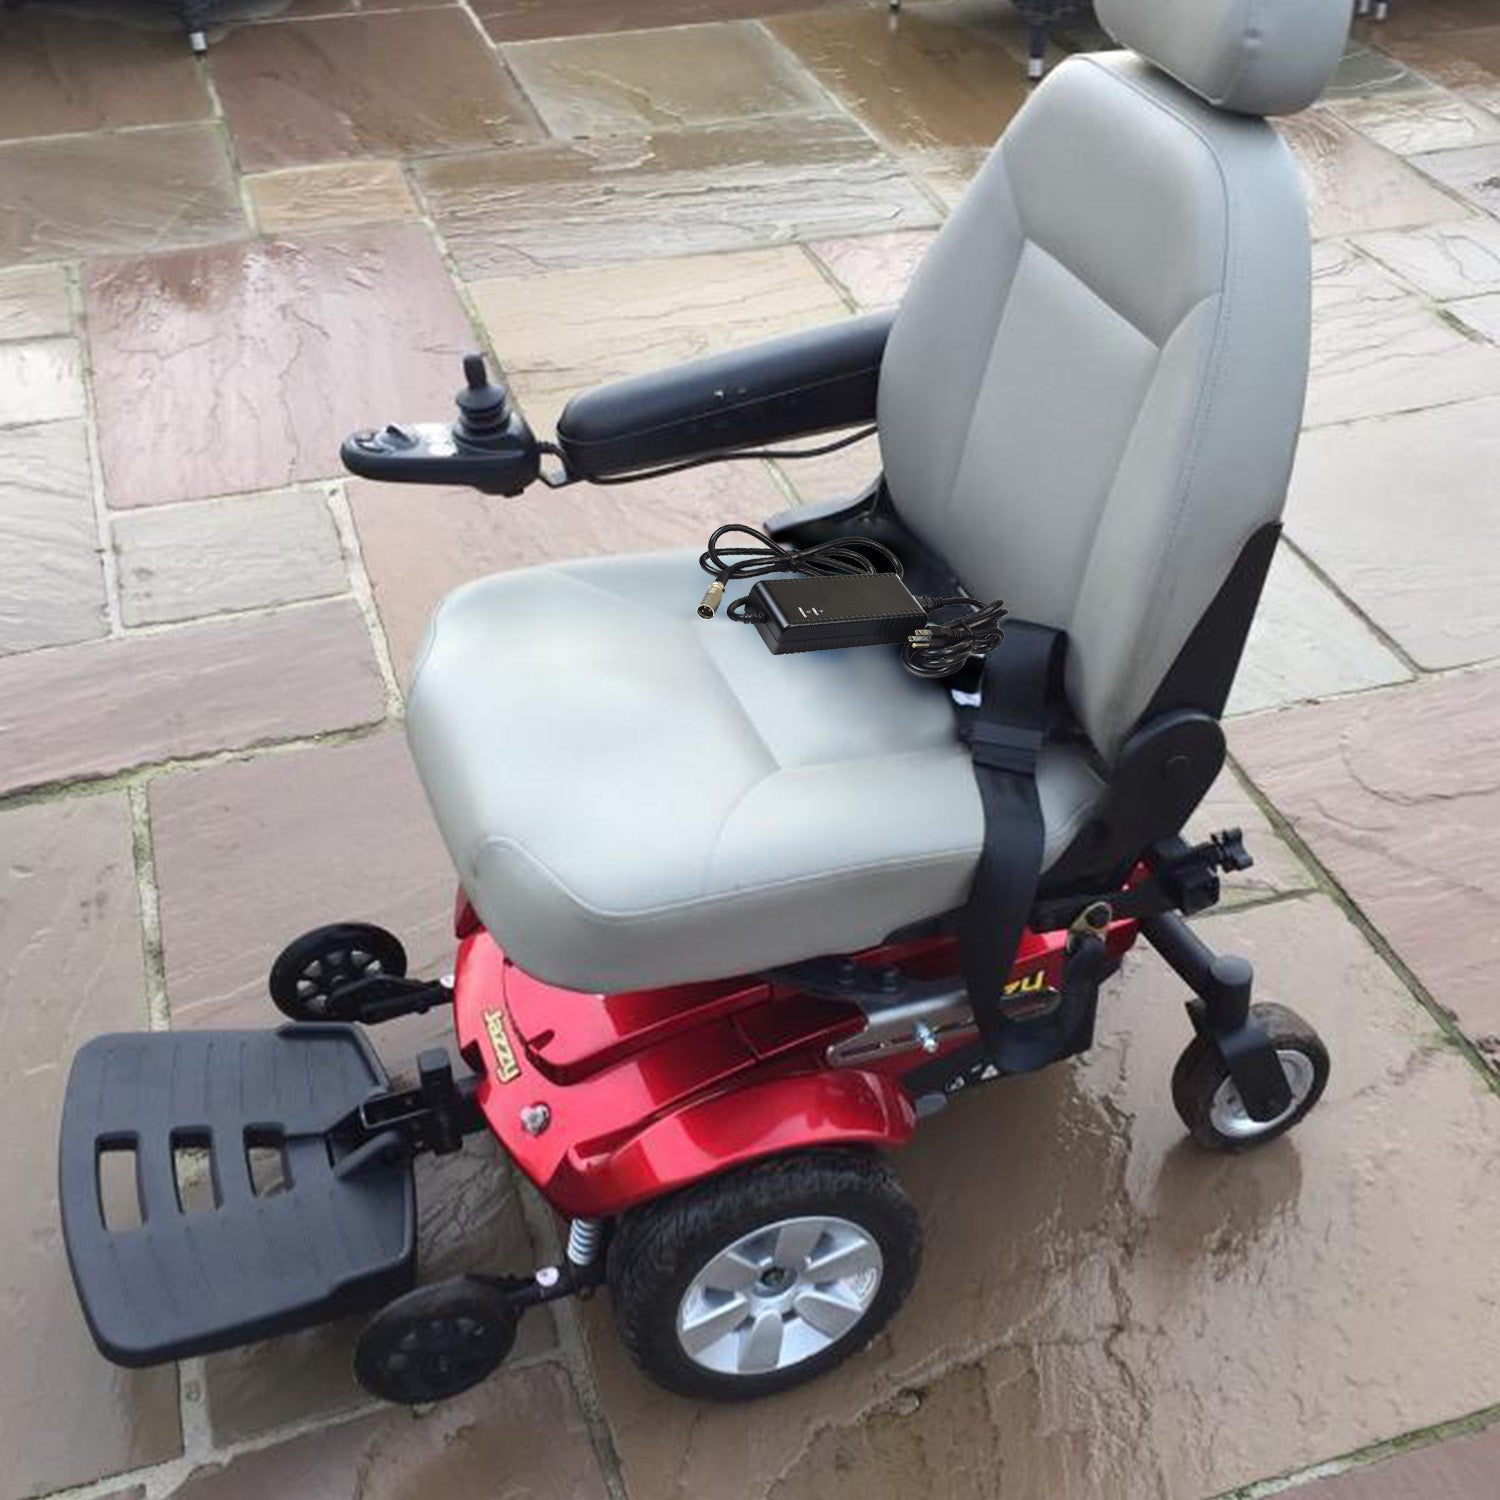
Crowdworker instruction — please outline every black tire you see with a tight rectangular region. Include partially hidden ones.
[1172,1001,1330,1152]
[268,922,407,1023]
[354,1278,518,1405]
[607,1149,921,1402]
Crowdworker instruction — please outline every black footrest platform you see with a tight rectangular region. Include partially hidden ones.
[60,1024,416,1367]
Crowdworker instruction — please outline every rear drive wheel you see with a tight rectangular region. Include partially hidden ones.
[608,1150,921,1401]
[1172,1002,1329,1152]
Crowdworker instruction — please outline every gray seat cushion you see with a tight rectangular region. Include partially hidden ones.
[405,550,1106,993]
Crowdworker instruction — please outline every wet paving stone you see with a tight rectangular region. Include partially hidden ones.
[112,488,347,627]
[0,336,83,428]
[1411,140,1500,218]
[1330,86,1500,156]
[1322,39,1432,101]
[806,228,939,310]
[1286,1418,1500,1499]
[0,10,211,140]
[505,20,834,138]
[1226,543,1409,716]
[585,895,1500,1499]
[0,123,244,268]
[1233,670,1500,1048]
[202,1134,555,1445]
[85,223,477,506]
[476,0,856,44]
[349,459,788,675]
[150,731,455,1033]
[1304,241,1500,427]
[1387,28,1500,117]
[469,245,850,431]
[0,263,72,341]
[210,9,543,171]
[0,419,107,656]
[245,160,420,234]
[168,1363,607,1499]
[1353,215,1500,299]
[1277,111,1464,239]
[1449,290,1500,340]
[770,0,1033,158]
[414,115,938,280]
[0,795,183,1497]
[1287,394,1500,670]
[0,599,384,796]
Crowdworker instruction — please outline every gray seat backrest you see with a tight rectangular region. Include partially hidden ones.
[878,0,1351,760]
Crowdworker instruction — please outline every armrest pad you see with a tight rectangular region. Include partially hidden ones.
[555,312,892,481]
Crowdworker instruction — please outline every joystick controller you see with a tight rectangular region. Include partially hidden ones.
[341,353,542,496]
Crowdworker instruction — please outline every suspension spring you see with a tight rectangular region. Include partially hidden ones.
[566,1217,603,1268]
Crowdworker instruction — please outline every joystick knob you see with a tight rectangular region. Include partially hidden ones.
[454,353,515,447]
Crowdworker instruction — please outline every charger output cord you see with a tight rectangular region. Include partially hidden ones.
[696,523,1007,680]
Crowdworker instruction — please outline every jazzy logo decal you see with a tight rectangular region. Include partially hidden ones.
[483,1007,521,1084]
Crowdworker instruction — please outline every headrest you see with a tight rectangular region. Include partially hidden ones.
[1096,0,1351,117]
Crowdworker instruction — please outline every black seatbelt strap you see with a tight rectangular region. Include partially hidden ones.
[955,621,1067,1071]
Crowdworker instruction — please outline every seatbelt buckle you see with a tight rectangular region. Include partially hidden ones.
[965,720,1042,775]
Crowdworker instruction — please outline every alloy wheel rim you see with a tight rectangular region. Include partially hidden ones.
[1208,1048,1317,1140]
[676,1215,883,1376]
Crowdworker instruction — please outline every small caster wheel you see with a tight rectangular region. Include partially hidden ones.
[354,1278,519,1405]
[608,1149,921,1401]
[1172,1002,1329,1152]
[268,921,406,1023]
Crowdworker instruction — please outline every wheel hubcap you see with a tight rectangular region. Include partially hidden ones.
[676,1216,883,1377]
[1209,1048,1317,1140]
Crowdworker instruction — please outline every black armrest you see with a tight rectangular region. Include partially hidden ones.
[554,312,893,482]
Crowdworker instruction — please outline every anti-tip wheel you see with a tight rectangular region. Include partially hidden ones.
[1172,1001,1330,1152]
[608,1149,921,1401]
[354,1279,518,1405]
[268,921,407,1023]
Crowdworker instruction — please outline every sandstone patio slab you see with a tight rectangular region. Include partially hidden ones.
[504,20,835,138]
[1449,291,1500,340]
[806,229,940,311]
[1329,87,1500,156]
[85,224,476,506]
[0,124,244,269]
[1352,215,1500,299]
[0,599,384,796]
[1304,240,1500,427]
[585,896,1500,1499]
[111,489,347,627]
[1287,394,1500,669]
[770,0,1033,158]
[163,1364,607,1500]
[1233,669,1500,1047]
[475,0,855,44]
[1410,141,1500,218]
[0,337,84,428]
[1276,112,1463,239]
[469,245,850,431]
[0,263,72,342]
[0,10,211,140]
[149,731,454,1033]
[413,117,937,280]
[1288,1418,1500,1499]
[245,161,420,235]
[210,9,543,171]
[0,419,106,656]
[0,796,182,1499]
[1226,542,1410,716]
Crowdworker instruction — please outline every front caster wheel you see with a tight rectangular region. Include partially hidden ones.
[608,1150,921,1401]
[354,1278,519,1404]
[1172,1001,1329,1152]
[268,922,407,1022]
